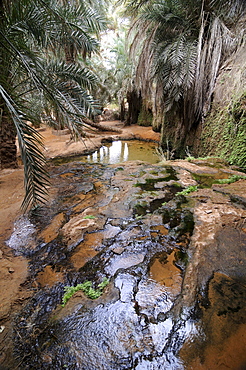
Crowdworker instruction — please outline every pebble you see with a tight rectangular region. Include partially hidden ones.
[113,247,124,255]
[0,326,5,333]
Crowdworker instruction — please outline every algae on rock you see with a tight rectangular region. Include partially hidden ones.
[199,91,246,169]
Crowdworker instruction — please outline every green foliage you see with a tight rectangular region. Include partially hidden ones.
[83,215,96,219]
[200,92,246,169]
[176,185,198,196]
[175,250,189,267]
[61,277,109,307]
[123,0,245,150]
[0,0,106,211]
[89,12,133,110]
[97,277,110,289]
[217,175,246,184]
[137,108,153,126]
[135,215,143,219]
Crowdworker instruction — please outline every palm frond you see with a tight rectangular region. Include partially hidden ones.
[0,0,107,210]
[38,0,106,56]
[45,60,99,89]
[210,0,246,20]
[128,0,246,133]
[0,85,49,211]
[116,0,154,15]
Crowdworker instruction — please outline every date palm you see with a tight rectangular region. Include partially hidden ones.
[0,0,106,210]
[123,0,245,143]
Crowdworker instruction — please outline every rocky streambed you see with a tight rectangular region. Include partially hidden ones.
[1,154,246,369]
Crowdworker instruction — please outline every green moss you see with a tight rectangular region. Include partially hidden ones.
[176,185,198,196]
[137,109,153,127]
[216,174,246,184]
[174,250,189,267]
[133,201,148,216]
[149,170,159,175]
[134,168,178,191]
[186,173,246,190]
[200,92,246,169]
[192,174,218,188]
[61,277,109,306]
[134,176,175,191]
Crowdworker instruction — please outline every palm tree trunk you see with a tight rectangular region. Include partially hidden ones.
[120,100,126,121]
[0,112,17,169]
[0,1,17,169]
[125,89,141,126]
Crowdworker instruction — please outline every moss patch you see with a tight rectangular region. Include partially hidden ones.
[61,277,109,306]
[137,108,153,127]
[199,92,246,169]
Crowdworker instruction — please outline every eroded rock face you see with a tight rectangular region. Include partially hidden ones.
[3,159,246,369]
[180,272,246,370]
[182,190,246,306]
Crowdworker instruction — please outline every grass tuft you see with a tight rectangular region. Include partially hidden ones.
[61,277,109,307]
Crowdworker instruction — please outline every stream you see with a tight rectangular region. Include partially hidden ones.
[5,141,246,369]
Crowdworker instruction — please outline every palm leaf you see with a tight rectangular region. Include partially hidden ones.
[0,85,49,211]
[127,0,246,133]
[0,0,107,210]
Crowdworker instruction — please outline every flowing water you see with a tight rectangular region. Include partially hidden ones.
[5,144,246,369]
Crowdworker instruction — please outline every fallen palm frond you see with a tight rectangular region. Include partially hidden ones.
[82,116,123,133]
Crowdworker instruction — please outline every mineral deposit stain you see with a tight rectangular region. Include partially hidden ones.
[37,265,64,287]
[3,156,246,370]
[39,212,66,244]
[71,224,120,269]
[149,250,183,295]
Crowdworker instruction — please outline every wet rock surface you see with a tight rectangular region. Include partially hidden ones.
[1,157,246,369]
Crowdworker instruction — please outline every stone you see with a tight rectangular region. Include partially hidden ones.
[113,247,124,255]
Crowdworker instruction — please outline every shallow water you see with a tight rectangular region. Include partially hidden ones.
[84,140,159,164]
[7,158,246,370]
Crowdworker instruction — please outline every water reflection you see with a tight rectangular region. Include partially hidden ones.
[86,140,159,164]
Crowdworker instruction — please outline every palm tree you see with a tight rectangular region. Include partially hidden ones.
[122,0,246,152]
[110,31,137,123]
[89,6,136,122]
[0,0,106,210]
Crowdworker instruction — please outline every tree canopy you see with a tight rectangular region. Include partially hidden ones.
[0,0,245,210]
[0,0,107,210]
[122,0,246,146]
